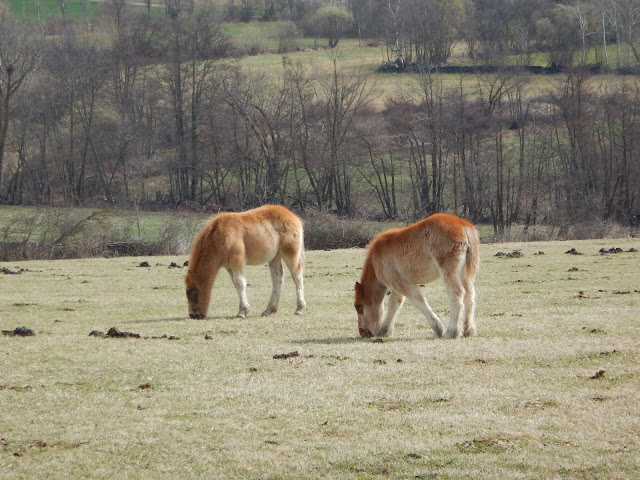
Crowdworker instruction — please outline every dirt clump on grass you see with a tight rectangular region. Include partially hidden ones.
[137,260,184,268]
[2,267,24,275]
[273,351,299,359]
[106,327,141,338]
[494,250,523,258]
[89,328,179,340]
[2,326,35,336]
[600,247,624,254]
[599,246,638,254]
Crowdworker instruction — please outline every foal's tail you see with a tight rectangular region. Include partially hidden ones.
[464,226,480,280]
[295,221,306,273]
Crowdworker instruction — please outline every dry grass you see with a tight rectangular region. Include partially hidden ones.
[1,237,639,479]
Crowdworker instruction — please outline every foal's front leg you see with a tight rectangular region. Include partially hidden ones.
[390,280,444,339]
[262,257,284,316]
[229,267,250,318]
[403,285,444,339]
[376,290,405,337]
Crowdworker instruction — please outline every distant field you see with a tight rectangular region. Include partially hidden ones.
[6,0,634,102]
[5,0,160,20]
[7,0,90,19]
[1,238,639,478]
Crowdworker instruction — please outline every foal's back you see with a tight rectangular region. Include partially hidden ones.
[368,213,477,284]
[212,205,303,266]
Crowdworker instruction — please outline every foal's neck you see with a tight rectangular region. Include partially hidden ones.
[361,255,387,305]
[190,243,222,286]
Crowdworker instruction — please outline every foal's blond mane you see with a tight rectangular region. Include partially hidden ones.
[186,218,221,286]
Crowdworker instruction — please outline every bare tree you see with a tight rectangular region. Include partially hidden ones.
[74,46,113,203]
[316,54,379,215]
[0,9,42,198]
[282,58,320,210]
[159,1,230,203]
[221,67,291,205]
[81,0,90,26]
[347,0,378,45]
[400,0,464,65]
[56,0,67,19]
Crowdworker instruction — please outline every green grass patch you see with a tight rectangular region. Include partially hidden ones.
[6,0,92,20]
[6,0,161,21]
[1,237,639,478]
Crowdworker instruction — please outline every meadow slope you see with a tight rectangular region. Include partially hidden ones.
[1,238,639,479]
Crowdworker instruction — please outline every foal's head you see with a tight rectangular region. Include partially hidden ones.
[185,270,210,319]
[354,281,384,338]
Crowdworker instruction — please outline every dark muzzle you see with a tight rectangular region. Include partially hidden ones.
[359,328,373,338]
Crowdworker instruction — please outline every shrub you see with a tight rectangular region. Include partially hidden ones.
[0,208,207,261]
[310,6,353,48]
[272,21,301,53]
[302,211,372,250]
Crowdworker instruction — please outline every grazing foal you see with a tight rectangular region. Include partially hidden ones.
[185,205,306,319]
[354,213,479,339]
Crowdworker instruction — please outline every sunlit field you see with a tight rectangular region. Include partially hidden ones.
[1,237,639,479]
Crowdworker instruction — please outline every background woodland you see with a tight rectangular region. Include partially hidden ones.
[1,0,640,239]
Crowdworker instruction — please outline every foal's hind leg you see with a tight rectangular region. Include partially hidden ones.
[462,279,477,337]
[262,256,284,316]
[443,280,465,339]
[282,252,306,315]
[438,249,467,339]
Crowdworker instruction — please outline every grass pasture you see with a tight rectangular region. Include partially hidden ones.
[5,0,159,20]
[1,238,639,479]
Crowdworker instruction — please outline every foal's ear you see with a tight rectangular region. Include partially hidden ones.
[354,282,363,295]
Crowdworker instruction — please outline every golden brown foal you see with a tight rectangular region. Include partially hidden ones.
[354,213,479,339]
[185,205,306,319]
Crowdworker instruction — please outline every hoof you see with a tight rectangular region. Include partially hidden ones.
[189,312,204,319]
[376,327,393,337]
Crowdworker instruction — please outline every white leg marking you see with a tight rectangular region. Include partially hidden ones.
[463,280,477,337]
[231,268,250,318]
[444,282,464,339]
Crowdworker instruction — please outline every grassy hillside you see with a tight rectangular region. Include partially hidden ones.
[1,238,639,478]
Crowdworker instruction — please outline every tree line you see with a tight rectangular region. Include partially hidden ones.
[1,0,639,236]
